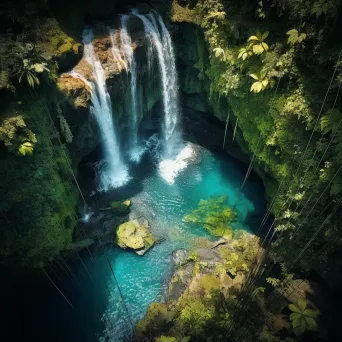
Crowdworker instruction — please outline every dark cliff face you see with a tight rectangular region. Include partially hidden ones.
[172,22,250,164]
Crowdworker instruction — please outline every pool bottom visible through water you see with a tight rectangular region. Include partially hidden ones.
[11,143,266,342]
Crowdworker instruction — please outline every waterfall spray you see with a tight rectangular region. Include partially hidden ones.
[83,28,129,191]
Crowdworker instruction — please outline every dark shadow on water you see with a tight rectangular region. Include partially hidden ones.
[210,148,272,237]
[77,132,159,210]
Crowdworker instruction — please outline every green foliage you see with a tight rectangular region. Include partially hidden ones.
[155,336,177,342]
[0,2,79,91]
[136,302,175,339]
[266,277,280,287]
[286,29,307,46]
[257,1,266,19]
[249,72,271,93]
[260,326,282,342]
[247,32,270,55]
[16,43,49,87]
[18,141,34,156]
[0,99,78,266]
[184,195,236,237]
[320,109,342,165]
[58,114,73,143]
[320,108,342,134]
[311,0,332,17]
[238,46,253,61]
[288,299,319,334]
[218,232,260,276]
[178,299,215,335]
[0,116,37,155]
[213,47,225,59]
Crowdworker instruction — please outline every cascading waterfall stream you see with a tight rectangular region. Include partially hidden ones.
[120,15,142,161]
[109,29,127,71]
[132,10,182,158]
[82,28,129,191]
[133,10,194,185]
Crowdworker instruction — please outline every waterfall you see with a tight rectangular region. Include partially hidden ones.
[120,15,141,161]
[82,28,129,191]
[132,10,182,158]
[109,29,127,72]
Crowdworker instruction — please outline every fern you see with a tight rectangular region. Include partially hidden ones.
[320,109,342,165]
[266,277,280,287]
[58,114,73,144]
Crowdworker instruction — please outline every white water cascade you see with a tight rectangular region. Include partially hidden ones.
[132,10,182,158]
[82,28,129,190]
[120,15,142,162]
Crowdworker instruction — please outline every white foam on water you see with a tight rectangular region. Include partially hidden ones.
[159,144,195,184]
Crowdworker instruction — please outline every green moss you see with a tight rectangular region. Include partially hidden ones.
[0,96,78,266]
[58,42,73,54]
[171,0,201,25]
[115,220,155,251]
[184,195,236,237]
[155,337,177,342]
[136,302,175,339]
[177,299,215,336]
[110,199,131,209]
[199,274,221,293]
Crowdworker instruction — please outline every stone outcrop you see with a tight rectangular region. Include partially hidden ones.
[57,20,144,109]
[57,73,92,108]
[168,233,261,301]
[115,219,156,255]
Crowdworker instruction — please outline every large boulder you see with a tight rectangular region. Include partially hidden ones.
[57,73,92,108]
[115,219,155,255]
[168,261,195,301]
[172,249,189,266]
[109,199,131,215]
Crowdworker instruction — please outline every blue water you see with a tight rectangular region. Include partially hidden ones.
[15,144,265,342]
[94,145,264,341]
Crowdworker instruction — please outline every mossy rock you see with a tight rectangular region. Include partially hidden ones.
[136,302,175,339]
[110,199,131,209]
[58,41,73,54]
[72,43,83,54]
[56,40,82,72]
[109,199,131,216]
[115,219,155,255]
